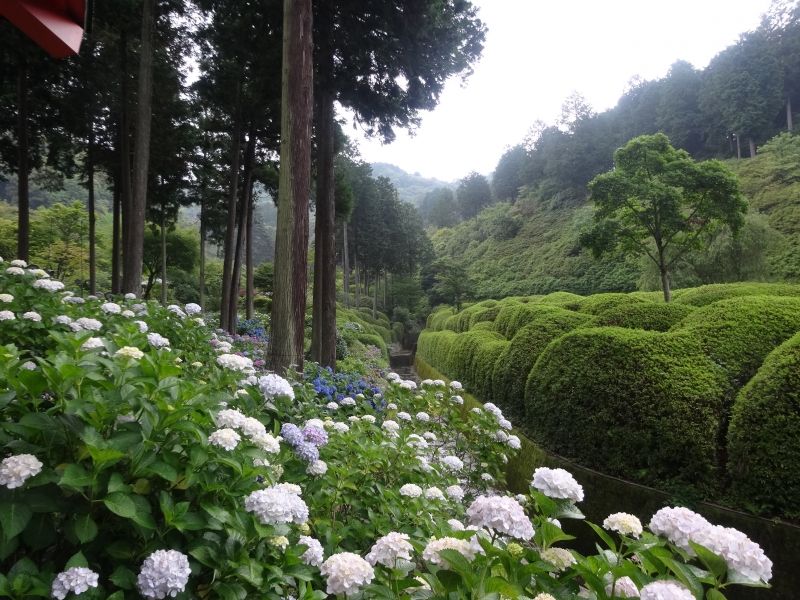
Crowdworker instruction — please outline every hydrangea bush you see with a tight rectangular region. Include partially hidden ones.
[0,264,773,599]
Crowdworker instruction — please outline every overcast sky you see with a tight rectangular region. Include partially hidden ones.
[348,0,774,182]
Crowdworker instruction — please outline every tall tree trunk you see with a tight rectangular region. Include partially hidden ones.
[245,189,255,320]
[353,244,360,308]
[117,28,131,293]
[112,179,121,293]
[160,215,167,304]
[220,89,243,332]
[787,96,793,131]
[657,245,671,303]
[735,134,741,160]
[16,61,29,262]
[228,123,256,332]
[87,120,96,295]
[372,270,378,318]
[342,222,350,308]
[199,198,206,311]
[748,138,756,158]
[269,0,313,373]
[311,218,322,359]
[123,0,155,295]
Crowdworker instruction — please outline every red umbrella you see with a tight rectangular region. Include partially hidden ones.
[1,0,86,58]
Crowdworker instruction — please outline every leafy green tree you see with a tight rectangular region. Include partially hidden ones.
[581,133,747,301]
[432,259,473,311]
[420,187,459,228]
[142,227,199,299]
[253,261,274,293]
[457,171,492,219]
[492,145,527,201]
[29,201,88,282]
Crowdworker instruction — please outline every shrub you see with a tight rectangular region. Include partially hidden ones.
[671,282,800,307]
[492,310,594,420]
[536,291,584,308]
[467,305,502,329]
[427,307,455,331]
[444,314,461,332]
[727,332,800,518]
[446,330,505,387]
[466,337,509,402]
[525,327,728,495]
[353,332,387,358]
[494,303,589,339]
[416,330,459,375]
[576,292,648,315]
[253,294,272,313]
[595,302,695,332]
[470,321,494,332]
[673,295,800,388]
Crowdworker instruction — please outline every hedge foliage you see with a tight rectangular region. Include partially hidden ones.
[525,328,728,495]
[537,291,584,307]
[575,292,647,315]
[427,307,455,331]
[493,303,589,340]
[727,332,800,519]
[446,330,506,390]
[595,302,695,332]
[417,330,459,375]
[492,308,594,419]
[671,282,800,307]
[673,295,800,387]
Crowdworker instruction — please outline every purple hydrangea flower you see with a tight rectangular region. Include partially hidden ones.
[281,423,304,447]
[294,442,320,463]
[302,425,329,447]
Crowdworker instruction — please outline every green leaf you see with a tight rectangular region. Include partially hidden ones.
[146,461,178,483]
[706,589,727,600]
[109,566,137,590]
[0,501,32,541]
[73,514,98,543]
[107,473,130,493]
[59,464,93,489]
[236,561,264,587]
[587,521,617,553]
[65,551,88,569]
[690,541,727,581]
[103,492,137,518]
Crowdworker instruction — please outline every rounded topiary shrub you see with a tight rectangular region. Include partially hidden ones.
[467,305,502,330]
[576,292,648,316]
[416,330,459,374]
[493,303,587,340]
[536,291,584,308]
[444,314,461,332]
[672,295,800,388]
[446,330,505,386]
[727,332,800,519]
[525,327,728,495]
[427,308,455,331]
[470,321,494,332]
[492,310,594,420]
[595,302,695,332]
[672,282,800,307]
[466,337,509,403]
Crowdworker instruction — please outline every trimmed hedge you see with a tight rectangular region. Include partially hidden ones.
[493,303,586,339]
[525,327,728,495]
[492,309,595,420]
[467,337,510,402]
[470,321,494,332]
[595,302,695,332]
[446,330,506,389]
[537,291,584,308]
[427,308,455,331]
[576,292,648,315]
[353,332,388,358]
[417,330,459,375]
[467,305,503,329]
[727,332,800,519]
[673,295,800,387]
[672,282,800,307]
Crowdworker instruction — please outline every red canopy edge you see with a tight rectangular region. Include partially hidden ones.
[1,0,85,58]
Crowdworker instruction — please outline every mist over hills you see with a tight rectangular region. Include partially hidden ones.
[369,162,455,206]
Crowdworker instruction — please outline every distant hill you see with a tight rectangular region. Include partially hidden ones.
[370,162,454,206]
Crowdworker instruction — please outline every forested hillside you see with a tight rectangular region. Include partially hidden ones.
[369,162,454,206]
[425,4,800,300]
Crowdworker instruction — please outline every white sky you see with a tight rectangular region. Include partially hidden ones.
[348,0,774,182]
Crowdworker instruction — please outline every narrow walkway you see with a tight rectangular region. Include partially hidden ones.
[388,344,418,382]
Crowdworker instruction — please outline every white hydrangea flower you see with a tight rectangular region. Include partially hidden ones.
[115,346,144,360]
[415,411,430,422]
[0,454,43,489]
[400,380,417,390]
[21,361,36,370]
[507,435,521,450]
[63,296,85,304]
[121,310,135,318]
[648,507,710,554]
[101,302,122,314]
[495,430,510,443]
[361,415,376,424]
[0,310,14,321]
[76,317,102,331]
[251,432,280,454]
[533,594,557,600]
[193,317,205,326]
[240,417,266,438]
[51,567,100,599]
[447,518,465,531]
[396,411,411,421]
[446,485,465,501]
[399,483,422,498]
[450,380,462,390]
[531,467,584,502]
[639,581,693,600]
[498,418,512,430]
[208,428,241,451]
[467,495,534,540]
[333,422,350,433]
[244,486,309,524]
[540,547,576,572]
[216,353,253,372]
[407,434,428,450]
[124,292,137,300]
[6,267,25,275]
[133,320,149,333]
[386,372,401,382]
[348,415,361,423]
[386,402,397,410]
[136,550,191,599]
[605,576,640,598]
[307,460,328,476]
[366,532,414,567]
[423,537,479,567]
[692,524,772,583]
[215,408,246,429]
[258,374,295,400]
[451,395,464,405]
[421,378,434,386]
[382,420,400,434]
[425,486,446,501]
[299,535,324,567]
[81,337,105,350]
[185,302,201,315]
[22,311,42,322]
[320,552,374,596]
[341,396,356,406]
[54,315,72,325]
[481,472,494,482]
[167,304,186,318]
[440,455,464,472]
[326,402,339,410]
[33,279,64,292]
[604,512,643,538]
[147,332,170,348]
[10,259,27,268]
[0,293,12,302]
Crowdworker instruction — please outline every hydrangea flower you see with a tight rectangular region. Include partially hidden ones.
[185,302,201,315]
[507,435,521,450]
[124,292,137,300]
[604,512,643,538]
[136,550,191,599]
[533,594,557,600]
[208,428,241,451]
[333,422,350,433]
[422,537,479,567]
[6,267,25,276]
[146,332,170,348]
[101,302,122,314]
[216,408,247,429]
[76,317,102,331]
[0,454,43,489]
[648,506,710,554]
[134,320,148,333]
[0,294,12,302]
[466,495,534,540]
[540,547,576,572]
[446,485,465,501]
[326,402,338,410]
[81,337,105,350]
[416,411,430,422]
[341,396,356,406]
[450,380,463,390]
[531,467,584,502]
[361,415,376,424]
[307,460,328,476]
[639,581,694,600]
[51,567,100,599]
[280,423,304,446]
[122,310,135,318]
[216,353,253,372]
[366,532,414,567]
[244,486,309,525]
[302,425,328,447]
[424,487,446,501]
[251,432,281,454]
[258,373,295,400]
[21,361,36,370]
[33,279,64,292]
[399,483,422,498]
[54,315,72,325]
[299,535,324,567]
[115,346,144,360]
[320,552,374,596]
[382,420,400,435]
[22,311,42,322]
[294,442,319,463]
[605,576,640,598]
[0,310,15,321]
[692,524,772,583]
[447,518,465,531]
[10,259,27,267]
[167,304,186,318]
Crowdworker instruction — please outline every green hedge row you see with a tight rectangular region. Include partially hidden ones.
[525,328,728,495]
[672,282,800,306]
[727,332,800,519]
[427,307,455,331]
[595,302,695,332]
[575,292,647,315]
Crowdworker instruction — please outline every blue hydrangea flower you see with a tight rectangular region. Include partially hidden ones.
[280,423,303,447]
[302,425,328,447]
[294,442,319,463]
